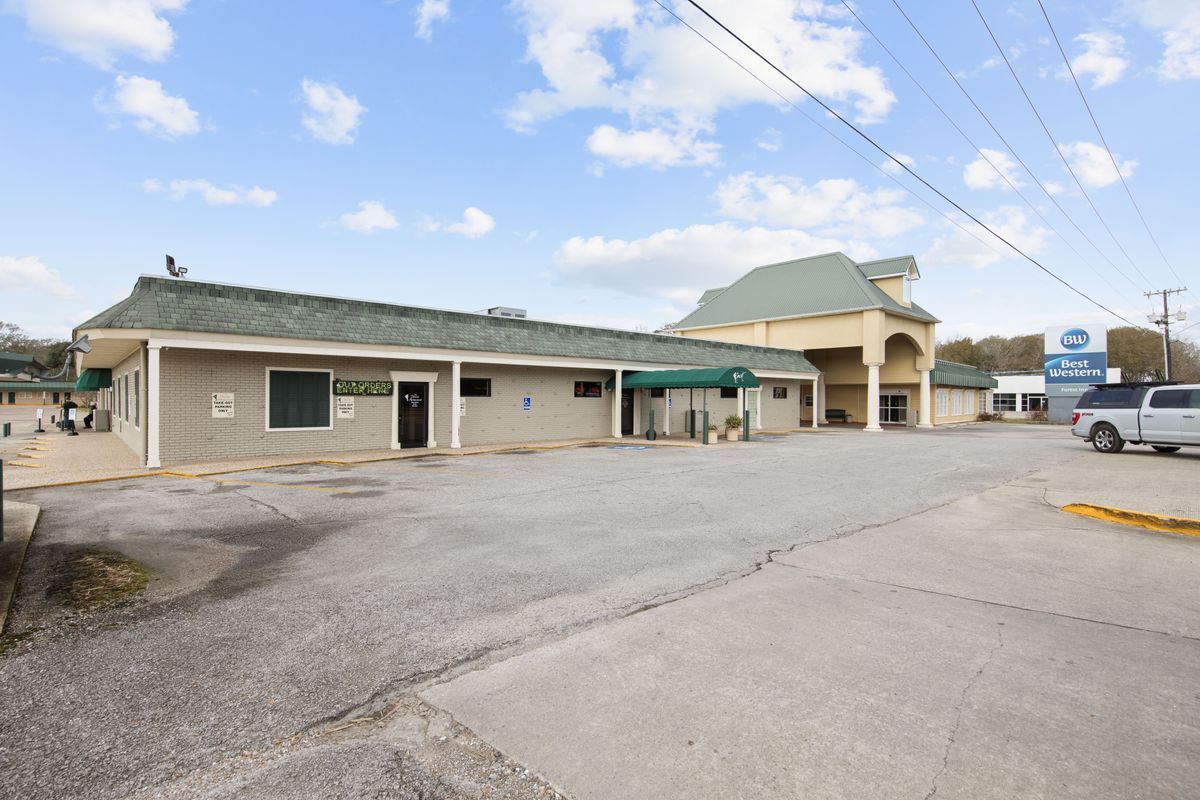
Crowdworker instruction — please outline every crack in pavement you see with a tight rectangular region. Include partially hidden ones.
[924,624,1005,800]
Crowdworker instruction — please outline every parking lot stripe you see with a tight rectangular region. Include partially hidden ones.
[1063,503,1200,537]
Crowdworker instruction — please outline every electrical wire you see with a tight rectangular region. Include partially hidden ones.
[888,0,1145,294]
[671,0,1142,328]
[969,0,1154,288]
[646,0,1008,264]
[1036,0,1196,307]
[836,0,1125,299]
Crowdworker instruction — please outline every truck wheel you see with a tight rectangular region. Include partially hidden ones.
[1091,423,1124,454]
[1151,445,1181,453]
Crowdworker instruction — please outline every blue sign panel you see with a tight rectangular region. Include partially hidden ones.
[522,396,532,411]
[1044,352,1108,384]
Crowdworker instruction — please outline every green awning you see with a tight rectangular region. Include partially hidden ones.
[604,366,760,391]
[75,368,112,391]
[931,359,997,389]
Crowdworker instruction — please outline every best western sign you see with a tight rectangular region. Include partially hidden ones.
[1044,325,1107,397]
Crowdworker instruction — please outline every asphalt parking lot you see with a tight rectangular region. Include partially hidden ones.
[2,424,1198,799]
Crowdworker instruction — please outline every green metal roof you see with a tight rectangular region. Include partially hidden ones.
[0,380,79,391]
[78,276,818,375]
[674,252,938,329]
[932,359,998,389]
[697,287,727,305]
[856,255,918,279]
[604,366,761,391]
[76,368,113,391]
[0,351,40,373]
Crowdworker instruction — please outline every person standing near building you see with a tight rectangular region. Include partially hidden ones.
[62,397,78,435]
[84,401,96,430]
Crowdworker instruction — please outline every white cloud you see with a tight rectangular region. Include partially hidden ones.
[102,74,199,138]
[586,124,719,168]
[422,207,496,238]
[1123,0,1200,80]
[880,152,914,175]
[1065,31,1129,88]
[755,127,783,152]
[962,147,1022,190]
[337,201,398,233]
[921,206,1050,270]
[714,172,924,238]
[5,0,186,69]
[143,178,277,206]
[505,0,894,168]
[0,255,77,298]
[1060,140,1136,188]
[552,222,877,307]
[300,79,365,145]
[414,0,450,40]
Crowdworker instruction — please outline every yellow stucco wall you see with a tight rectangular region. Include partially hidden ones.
[871,276,908,306]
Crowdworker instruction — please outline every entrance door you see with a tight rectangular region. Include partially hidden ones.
[398,382,429,448]
[880,393,908,425]
[621,389,634,436]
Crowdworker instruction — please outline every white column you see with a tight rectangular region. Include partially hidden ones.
[754,388,763,429]
[450,360,462,448]
[426,380,437,448]
[612,368,623,438]
[146,345,161,468]
[663,389,671,436]
[812,378,819,429]
[918,369,932,428]
[865,363,882,432]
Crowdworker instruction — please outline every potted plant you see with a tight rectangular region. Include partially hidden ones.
[706,423,719,444]
[725,414,743,441]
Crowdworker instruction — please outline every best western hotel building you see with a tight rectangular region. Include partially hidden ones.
[72,253,992,467]
[72,275,821,467]
[673,252,994,429]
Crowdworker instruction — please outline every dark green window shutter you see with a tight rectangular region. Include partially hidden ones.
[269,371,330,428]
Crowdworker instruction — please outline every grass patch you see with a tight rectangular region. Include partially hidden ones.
[48,550,150,610]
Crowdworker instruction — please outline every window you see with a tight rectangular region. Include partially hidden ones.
[574,381,602,398]
[992,393,1017,412]
[133,369,140,427]
[268,369,331,429]
[1149,389,1190,409]
[951,390,963,416]
[720,387,739,399]
[964,389,975,416]
[936,389,949,417]
[1021,393,1047,412]
[773,386,788,399]
[53,391,60,404]
[650,388,664,398]
[123,374,130,421]
[1077,388,1139,409]
[65,392,71,401]
[805,394,813,407]
[460,378,491,397]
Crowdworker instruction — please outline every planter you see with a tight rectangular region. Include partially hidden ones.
[727,427,741,441]
[705,428,719,444]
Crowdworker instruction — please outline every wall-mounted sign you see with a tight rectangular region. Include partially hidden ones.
[334,379,393,396]
[522,396,532,411]
[212,392,235,418]
[1044,325,1108,397]
[459,398,467,417]
[336,396,355,419]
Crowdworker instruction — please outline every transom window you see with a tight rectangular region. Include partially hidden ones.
[268,369,331,430]
[574,381,602,398]
[720,387,739,399]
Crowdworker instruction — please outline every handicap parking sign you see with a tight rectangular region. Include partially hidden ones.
[522,396,532,411]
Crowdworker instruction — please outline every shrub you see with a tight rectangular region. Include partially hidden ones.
[725,414,743,429]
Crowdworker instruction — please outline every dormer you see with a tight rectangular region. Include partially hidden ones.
[857,256,918,308]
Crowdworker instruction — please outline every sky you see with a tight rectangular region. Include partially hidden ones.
[0,0,1197,345]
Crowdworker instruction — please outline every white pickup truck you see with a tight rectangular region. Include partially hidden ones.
[1072,382,1200,453]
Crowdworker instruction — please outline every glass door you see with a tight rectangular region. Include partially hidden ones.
[398,382,429,448]
[880,393,908,424]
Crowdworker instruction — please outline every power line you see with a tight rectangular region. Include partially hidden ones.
[1036,0,1196,304]
[836,0,1125,299]
[888,0,1146,294]
[672,0,1142,328]
[969,0,1154,289]
[645,0,1009,264]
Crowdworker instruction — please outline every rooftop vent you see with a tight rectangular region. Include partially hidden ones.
[486,306,527,319]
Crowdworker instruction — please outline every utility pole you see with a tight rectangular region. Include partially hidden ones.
[1145,288,1188,380]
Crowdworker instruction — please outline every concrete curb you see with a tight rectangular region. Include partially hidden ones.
[1062,503,1200,537]
[1,500,40,634]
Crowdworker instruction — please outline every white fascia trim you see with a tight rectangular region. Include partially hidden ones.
[265,367,334,431]
[672,304,938,331]
[127,331,815,379]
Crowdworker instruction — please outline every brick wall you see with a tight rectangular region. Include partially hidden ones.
[458,364,612,445]
[111,347,146,462]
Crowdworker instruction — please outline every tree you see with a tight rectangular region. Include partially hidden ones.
[936,336,978,366]
[43,340,70,370]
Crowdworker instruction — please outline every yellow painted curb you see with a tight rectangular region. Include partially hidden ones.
[6,461,46,469]
[1063,503,1200,537]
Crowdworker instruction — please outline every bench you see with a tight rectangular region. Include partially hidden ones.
[825,408,853,423]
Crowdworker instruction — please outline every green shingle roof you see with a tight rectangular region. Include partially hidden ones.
[78,276,819,375]
[697,287,727,305]
[0,351,40,373]
[932,359,998,389]
[674,252,938,329]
